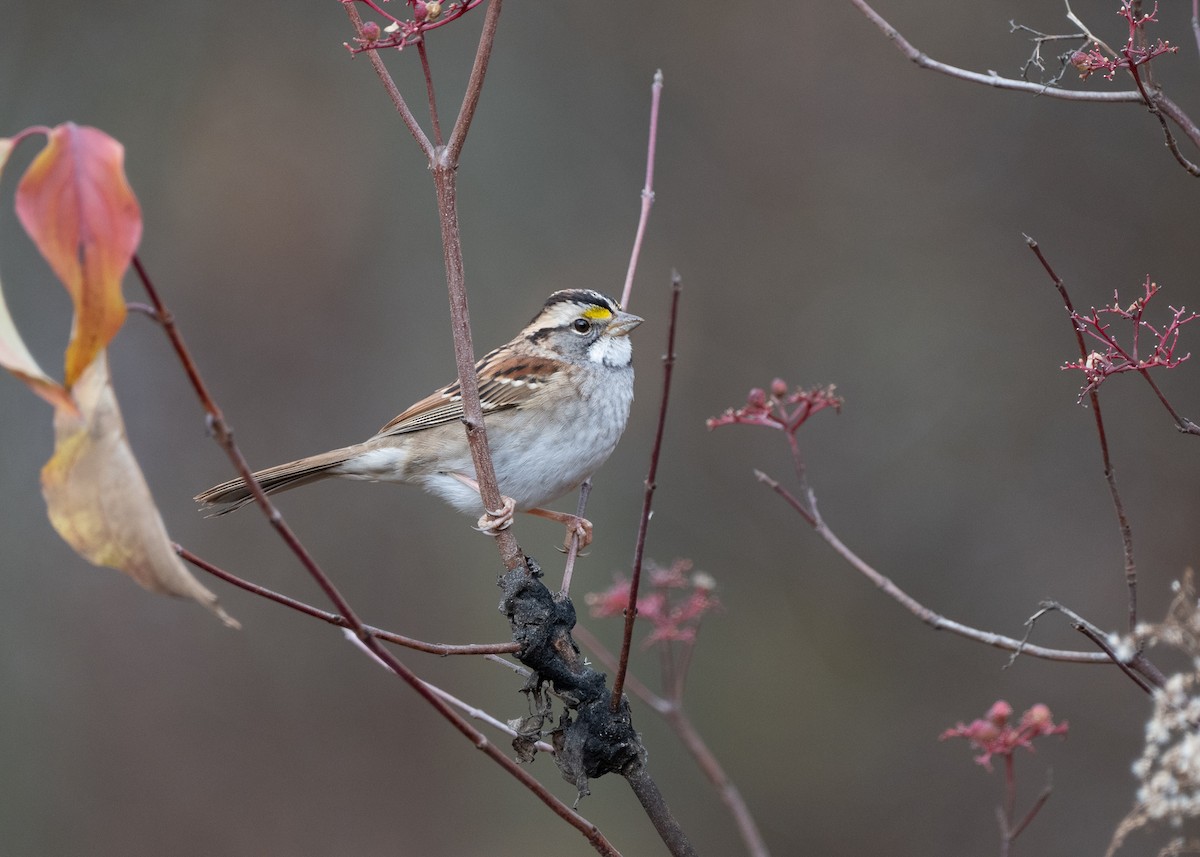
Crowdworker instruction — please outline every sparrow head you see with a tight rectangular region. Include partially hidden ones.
[524,290,643,368]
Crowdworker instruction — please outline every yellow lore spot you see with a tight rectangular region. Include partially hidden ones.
[582,306,613,321]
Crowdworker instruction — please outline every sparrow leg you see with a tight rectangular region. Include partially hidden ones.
[448,473,517,536]
[524,507,593,551]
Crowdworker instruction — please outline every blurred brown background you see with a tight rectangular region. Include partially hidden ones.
[2,1,1198,854]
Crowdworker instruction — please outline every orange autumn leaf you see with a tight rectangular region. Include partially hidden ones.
[15,123,141,388]
[42,353,238,627]
[0,136,74,412]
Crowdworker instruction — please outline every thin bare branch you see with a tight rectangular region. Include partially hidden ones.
[576,626,771,857]
[177,545,520,655]
[417,41,445,149]
[1039,600,1162,693]
[625,767,699,857]
[559,479,592,597]
[342,2,434,159]
[1025,236,1139,631]
[132,256,372,635]
[431,164,524,570]
[621,70,664,310]
[444,0,503,164]
[847,0,1143,102]
[419,678,555,754]
[755,470,1150,668]
[1194,0,1200,58]
[1125,61,1200,176]
[846,0,1200,164]
[612,274,682,712]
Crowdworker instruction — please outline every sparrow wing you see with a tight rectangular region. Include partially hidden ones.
[373,353,557,438]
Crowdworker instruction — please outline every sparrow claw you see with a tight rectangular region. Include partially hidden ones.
[476,495,516,536]
[562,515,593,552]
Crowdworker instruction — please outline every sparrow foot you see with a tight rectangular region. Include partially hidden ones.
[476,495,516,536]
[526,507,593,551]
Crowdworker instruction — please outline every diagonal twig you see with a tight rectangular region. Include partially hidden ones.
[177,544,520,655]
[1025,236,1139,632]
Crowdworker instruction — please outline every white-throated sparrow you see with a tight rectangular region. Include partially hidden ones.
[195,289,642,544]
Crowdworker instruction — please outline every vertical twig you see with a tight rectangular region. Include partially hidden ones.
[621,70,664,310]
[559,479,592,596]
[431,164,524,571]
[1123,55,1200,176]
[611,273,682,711]
[574,624,771,856]
[418,0,524,570]
[999,754,1016,857]
[417,41,445,148]
[1025,236,1138,632]
[1193,0,1200,58]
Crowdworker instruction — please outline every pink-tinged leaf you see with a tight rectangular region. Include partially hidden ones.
[41,354,238,627]
[0,137,74,412]
[15,123,142,388]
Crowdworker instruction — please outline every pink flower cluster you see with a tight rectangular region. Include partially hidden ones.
[940,700,1069,771]
[344,0,484,53]
[1063,276,1194,398]
[706,378,842,438]
[586,559,720,648]
[1069,1,1177,81]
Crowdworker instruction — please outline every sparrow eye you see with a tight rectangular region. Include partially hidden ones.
[572,318,592,334]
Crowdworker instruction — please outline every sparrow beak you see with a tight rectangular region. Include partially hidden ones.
[608,310,643,337]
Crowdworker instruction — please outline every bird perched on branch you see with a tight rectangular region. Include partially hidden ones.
[196,289,642,546]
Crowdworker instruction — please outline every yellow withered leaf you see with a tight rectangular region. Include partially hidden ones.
[41,354,238,627]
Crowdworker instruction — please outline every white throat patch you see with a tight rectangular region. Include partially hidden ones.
[588,333,633,367]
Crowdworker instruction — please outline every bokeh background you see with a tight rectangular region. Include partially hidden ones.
[2,1,1199,854]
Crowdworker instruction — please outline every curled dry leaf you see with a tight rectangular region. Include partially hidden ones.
[41,354,238,627]
[0,270,74,413]
[0,136,75,412]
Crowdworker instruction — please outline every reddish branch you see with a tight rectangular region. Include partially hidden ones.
[1069,2,1177,81]
[1063,276,1197,404]
[177,545,520,655]
[611,274,682,713]
[940,700,1065,856]
[1026,237,1140,632]
[344,0,487,53]
[577,566,772,857]
[1056,271,1200,439]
